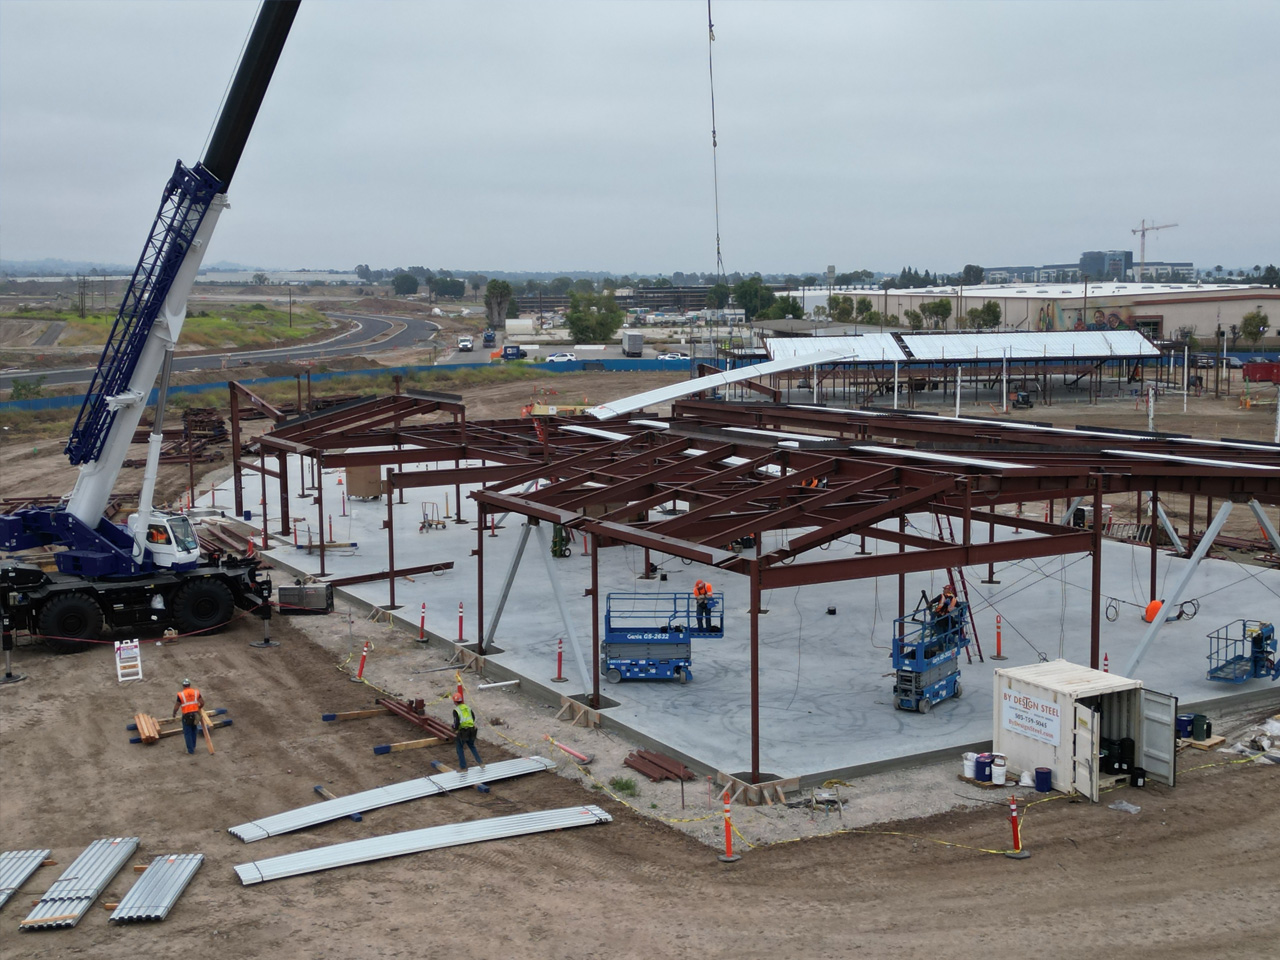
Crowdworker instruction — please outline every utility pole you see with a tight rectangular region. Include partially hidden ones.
[1131,219,1177,282]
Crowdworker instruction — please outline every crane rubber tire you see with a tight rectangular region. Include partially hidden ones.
[36,592,102,653]
[174,579,235,635]
[953,680,963,699]
[605,668,622,684]
[917,697,932,715]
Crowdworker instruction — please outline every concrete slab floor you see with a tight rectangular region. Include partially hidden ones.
[207,455,1280,785]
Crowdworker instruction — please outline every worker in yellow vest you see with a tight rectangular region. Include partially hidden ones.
[172,679,204,755]
[694,579,714,631]
[451,692,483,771]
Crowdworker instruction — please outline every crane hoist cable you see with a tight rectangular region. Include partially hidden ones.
[707,0,725,283]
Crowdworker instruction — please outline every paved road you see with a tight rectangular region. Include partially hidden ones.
[0,312,440,392]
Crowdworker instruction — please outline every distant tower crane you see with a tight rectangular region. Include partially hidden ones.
[1131,220,1177,282]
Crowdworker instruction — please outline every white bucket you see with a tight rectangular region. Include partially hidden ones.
[992,754,1007,786]
[962,752,977,778]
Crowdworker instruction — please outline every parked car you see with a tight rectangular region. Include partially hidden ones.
[1193,355,1214,368]
[457,336,473,352]
[1225,356,1243,368]
[546,352,577,363]
[656,352,689,360]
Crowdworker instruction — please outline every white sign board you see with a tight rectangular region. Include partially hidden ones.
[1000,688,1062,746]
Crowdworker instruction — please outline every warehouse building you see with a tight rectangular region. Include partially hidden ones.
[847,282,1277,341]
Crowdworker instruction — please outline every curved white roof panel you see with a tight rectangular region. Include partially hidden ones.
[901,330,1159,361]
[768,334,907,363]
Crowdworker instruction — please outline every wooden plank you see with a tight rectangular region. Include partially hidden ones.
[199,709,215,754]
[20,913,81,926]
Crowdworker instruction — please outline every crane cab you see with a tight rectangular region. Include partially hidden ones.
[127,512,201,568]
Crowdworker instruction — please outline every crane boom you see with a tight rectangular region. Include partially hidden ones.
[1130,219,1177,282]
[64,1,299,536]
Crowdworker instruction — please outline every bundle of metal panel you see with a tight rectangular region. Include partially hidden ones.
[228,756,556,842]
[235,805,612,885]
[20,838,138,931]
[0,849,51,910]
[109,853,203,923]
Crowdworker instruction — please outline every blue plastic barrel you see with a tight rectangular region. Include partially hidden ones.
[1175,714,1195,738]
[975,753,993,782]
[1034,767,1052,792]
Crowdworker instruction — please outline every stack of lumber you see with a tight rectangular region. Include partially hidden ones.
[132,714,162,744]
[623,749,697,783]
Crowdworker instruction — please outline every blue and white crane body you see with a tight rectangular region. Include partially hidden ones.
[0,2,300,651]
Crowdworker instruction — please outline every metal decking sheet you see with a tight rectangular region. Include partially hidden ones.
[20,837,138,931]
[228,756,556,842]
[0,849,51,911]
[234,805,612,885]
[110,853,203,923]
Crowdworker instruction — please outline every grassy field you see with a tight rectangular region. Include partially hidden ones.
[7,302,332,348]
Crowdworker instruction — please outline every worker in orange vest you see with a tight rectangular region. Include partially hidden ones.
[694,579,714,631]
[172,679,205,755]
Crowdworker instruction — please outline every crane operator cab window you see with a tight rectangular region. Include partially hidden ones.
[146,524,171,544]
[166,516,200,554]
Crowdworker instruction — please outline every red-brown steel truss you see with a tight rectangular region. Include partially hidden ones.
[234,386,1279,782]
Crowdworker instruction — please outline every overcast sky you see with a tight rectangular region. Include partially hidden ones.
[2,1,1276,277]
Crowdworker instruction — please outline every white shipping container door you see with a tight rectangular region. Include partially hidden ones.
[1073,702,1100,802]
[1140,688,1178,787]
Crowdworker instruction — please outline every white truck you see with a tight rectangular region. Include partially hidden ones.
[457,335,473,352]
[622,330,645,358]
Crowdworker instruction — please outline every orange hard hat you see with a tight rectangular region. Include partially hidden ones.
[452,692,464,703]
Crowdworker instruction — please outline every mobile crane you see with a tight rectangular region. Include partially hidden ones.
[0,2,300,653]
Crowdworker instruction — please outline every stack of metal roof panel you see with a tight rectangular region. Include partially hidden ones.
[0,849,52,911]
[20,838,138,931]
[235,804,612,885]
[109,853,203,924]
[228,756,556,842]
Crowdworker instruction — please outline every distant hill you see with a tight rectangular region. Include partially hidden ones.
[1,258,135,277]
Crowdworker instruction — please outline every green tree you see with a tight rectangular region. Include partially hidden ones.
[355,264,372,281]
[652,277,673,288]
[468,274,487,301]
[732,276,775,321]
[963,300,1001,329]
[828,294,854,324]
[484,279,514,328]
[549,276,573,296]
[572,278,595,294]
[763,294,804,320]
[430,276,464,298]
[961,264,985,285]
[855,297,872,320]
[566,291,625,343]
[1262,265,1279,287]
[252,272,269,286]
[919,299,952,329]
[392,272,419,295]
[904,308,924,331]
[10,375,45,401]
[705,283,730,310]
[1241,308,1269,346]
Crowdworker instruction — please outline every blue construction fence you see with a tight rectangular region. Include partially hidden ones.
[0,357,721,415]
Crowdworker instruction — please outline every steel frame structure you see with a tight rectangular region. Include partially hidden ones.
[237,387,1279,783]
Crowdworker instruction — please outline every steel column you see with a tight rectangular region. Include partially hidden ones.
[1149,481,1158,603]
[591,532,600,710]
[1090,479,1103,670]
[750,557,761,784]
[476,507,485,655]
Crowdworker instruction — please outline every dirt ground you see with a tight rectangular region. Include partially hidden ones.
[2,370,1280,959]
[1,613,1277,960]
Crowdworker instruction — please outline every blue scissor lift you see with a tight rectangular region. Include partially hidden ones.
[1206,620,1278,684]
[602,592,722,684]
[891,599,970,713]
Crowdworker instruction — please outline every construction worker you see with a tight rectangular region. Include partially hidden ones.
[932,584,959,639]
[694,579,714,631]
[172,678,204,755]
[451,692,483,771]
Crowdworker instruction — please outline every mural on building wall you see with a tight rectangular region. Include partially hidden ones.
[1037,303,1134,332]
